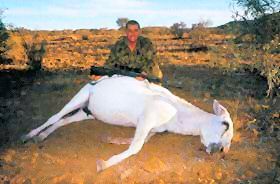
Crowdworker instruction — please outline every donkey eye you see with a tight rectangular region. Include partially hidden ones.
[222,121,229,131]
[221,121,229,137]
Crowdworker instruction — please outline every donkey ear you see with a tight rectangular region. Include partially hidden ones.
[213,100,228,116]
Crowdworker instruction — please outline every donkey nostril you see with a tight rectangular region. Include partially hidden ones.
[220,147,224,152]
[207,143,223,154]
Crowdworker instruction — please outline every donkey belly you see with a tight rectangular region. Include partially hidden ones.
[88,77,151,127]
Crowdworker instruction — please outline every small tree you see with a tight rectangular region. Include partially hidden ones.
[233,0,280,43]
[170,22,186,39]
[116,18,129,29]
[189,20,212,47]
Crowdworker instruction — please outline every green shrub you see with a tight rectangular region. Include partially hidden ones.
[232,0,280,97]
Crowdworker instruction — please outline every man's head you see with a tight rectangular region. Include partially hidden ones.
[125,20,141,43]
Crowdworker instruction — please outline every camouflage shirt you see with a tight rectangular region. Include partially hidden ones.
[105,36,162,78]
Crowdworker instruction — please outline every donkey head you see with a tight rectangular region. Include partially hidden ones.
[200,100,234,154]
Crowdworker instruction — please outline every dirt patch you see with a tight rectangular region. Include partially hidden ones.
[0,67,279,183]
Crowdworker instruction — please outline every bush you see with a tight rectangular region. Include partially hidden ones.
[235,36,280,97]
[170,22,186,39]
[232,0,280,97]
[259,36,280,97]
[0,10,9,62]
[189,20,212,48]
[23,39,47,71]
[82,35,89,40]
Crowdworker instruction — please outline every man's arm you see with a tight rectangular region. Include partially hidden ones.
[104,45,117,68]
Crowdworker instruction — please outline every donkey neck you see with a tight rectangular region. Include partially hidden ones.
[168,97,216,136]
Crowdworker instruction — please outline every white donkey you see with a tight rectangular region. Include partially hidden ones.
[22,75,234,172]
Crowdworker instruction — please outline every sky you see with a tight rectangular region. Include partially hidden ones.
[0,0,237,30]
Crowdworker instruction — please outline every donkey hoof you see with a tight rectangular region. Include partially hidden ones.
[96,159,107,172]
[20,135,30,144]
[32,136,44,143]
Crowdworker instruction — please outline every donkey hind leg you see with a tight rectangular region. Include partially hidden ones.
[23,83,92,141]
[33,109,94,142]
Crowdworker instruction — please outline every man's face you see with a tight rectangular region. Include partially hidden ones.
[126,24,140,43]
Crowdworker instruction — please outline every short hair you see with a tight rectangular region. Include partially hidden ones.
[126,20,140,29]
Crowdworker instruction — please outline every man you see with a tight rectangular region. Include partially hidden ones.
[91,20,162,81]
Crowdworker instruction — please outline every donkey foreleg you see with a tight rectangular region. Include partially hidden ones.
[102,132,156,145]
[96,121,152,172]
[96,98,177,172]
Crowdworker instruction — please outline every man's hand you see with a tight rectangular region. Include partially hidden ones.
[89,75,102,81]
[136,71,147,81]
[135,76,145,81]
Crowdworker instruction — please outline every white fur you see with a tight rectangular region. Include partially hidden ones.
[24,75,234,172]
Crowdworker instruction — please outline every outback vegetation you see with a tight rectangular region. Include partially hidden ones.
[0,1,279,183]
[0,10,9,64]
